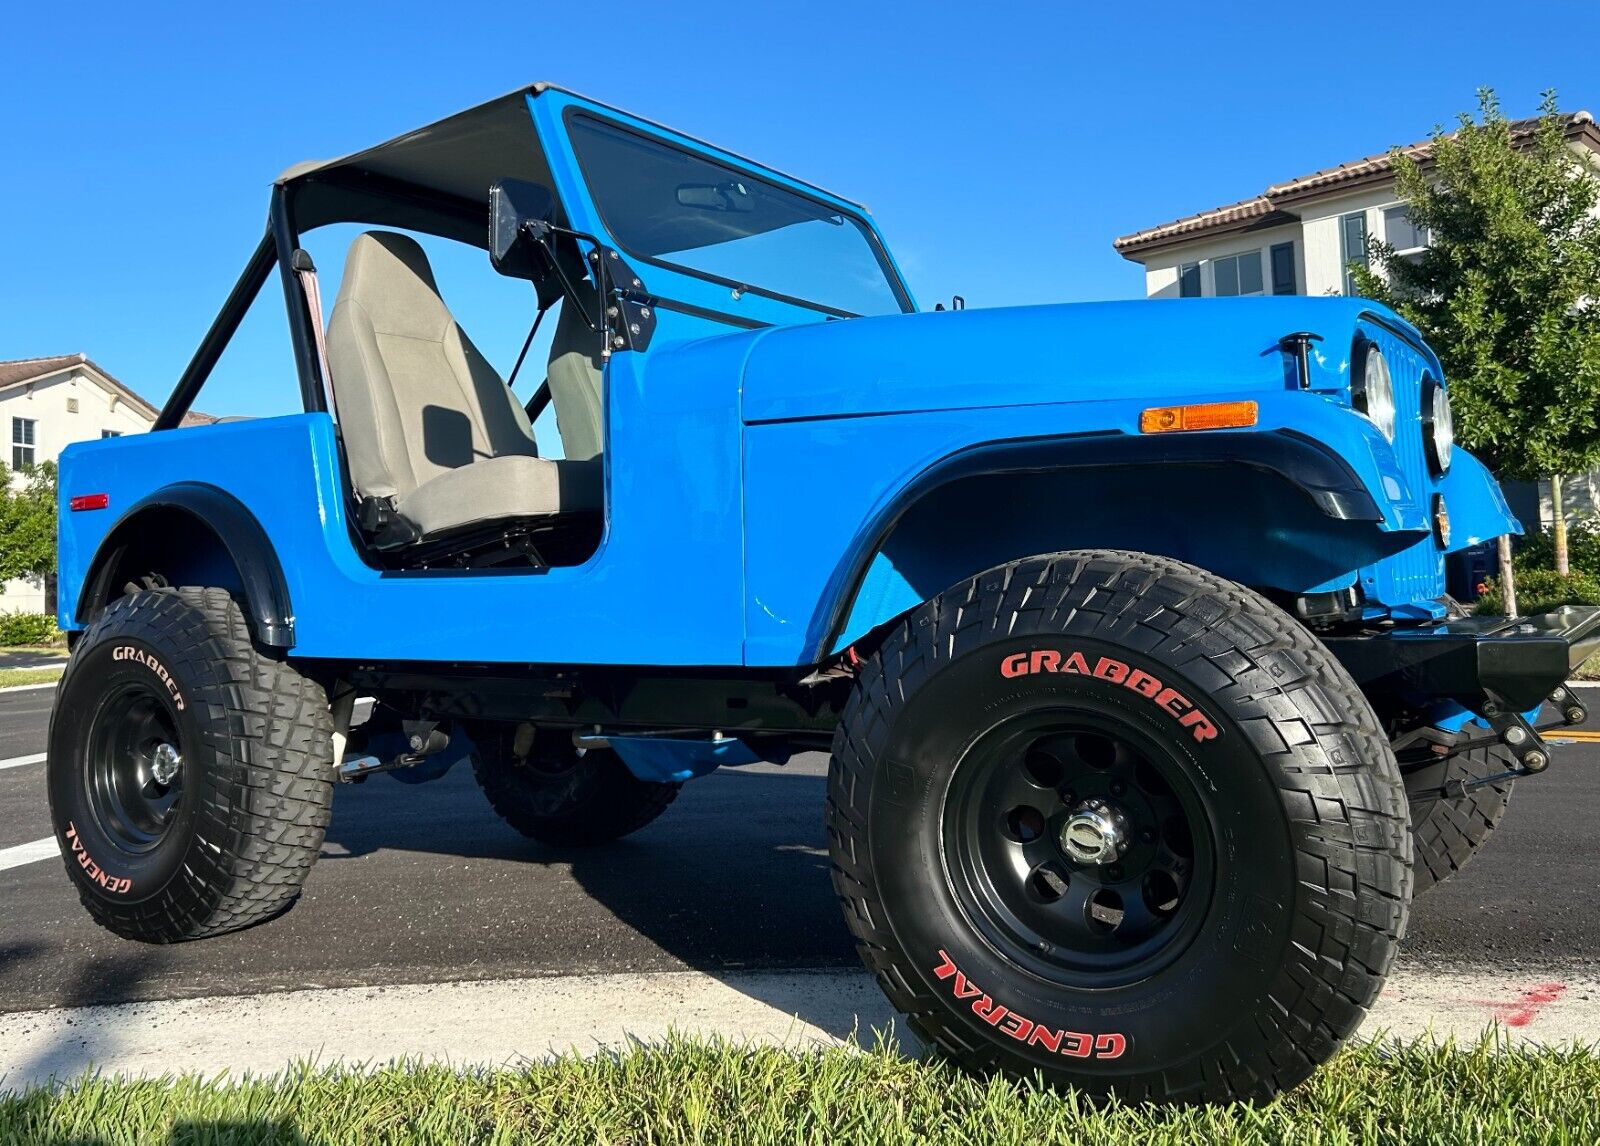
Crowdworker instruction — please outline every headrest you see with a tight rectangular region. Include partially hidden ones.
[335,231,453,341]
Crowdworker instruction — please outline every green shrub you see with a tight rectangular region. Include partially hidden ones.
[1476,568,1600,616]
[1515,516,1600,576]
[0,612,61,647]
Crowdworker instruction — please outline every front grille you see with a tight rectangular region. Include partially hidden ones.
[1357,322,1444,613]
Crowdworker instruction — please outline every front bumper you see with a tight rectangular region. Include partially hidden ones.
[1323,605,1600,712]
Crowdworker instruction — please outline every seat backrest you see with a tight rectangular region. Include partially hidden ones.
[544,299,605,461]
[325,231,538,503]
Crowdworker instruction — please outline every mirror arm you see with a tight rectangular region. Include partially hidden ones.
[520,219,602,332]
[513,216,658,355]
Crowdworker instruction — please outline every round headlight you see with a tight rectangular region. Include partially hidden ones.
[1354,340,1396,441]
[1423,376,1454,475]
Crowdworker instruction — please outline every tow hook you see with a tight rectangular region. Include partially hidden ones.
[1443,687,1588,798]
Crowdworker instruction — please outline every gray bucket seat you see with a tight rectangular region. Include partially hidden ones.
[325,231,601,543]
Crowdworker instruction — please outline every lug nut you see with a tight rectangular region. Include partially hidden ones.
[1109,780,1126,796]
[1106,864,1124,881]
[1141,828,1156,843]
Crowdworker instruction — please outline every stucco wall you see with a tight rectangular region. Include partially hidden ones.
[2,366,155,615]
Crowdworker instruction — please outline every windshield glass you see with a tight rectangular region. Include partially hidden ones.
[568,114,908,318]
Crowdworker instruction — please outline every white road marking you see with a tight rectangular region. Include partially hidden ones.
[0,964,1594,1092]
[0,836,58,875]
[0,753,46,772]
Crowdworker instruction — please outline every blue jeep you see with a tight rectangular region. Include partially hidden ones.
[47,85,1600,1103]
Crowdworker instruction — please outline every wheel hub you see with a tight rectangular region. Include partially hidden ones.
[1059,798,1127,865]
[944,712,1215,986]
[85,685,186,854]
[151,743,182,787]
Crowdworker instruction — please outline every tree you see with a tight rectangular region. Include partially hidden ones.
[1351,90,1600,605]
[0,461,59,610]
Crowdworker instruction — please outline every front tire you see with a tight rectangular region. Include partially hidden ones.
[827,551,1412,1104]
[1403,743,1515,894]
[47,588,335,942]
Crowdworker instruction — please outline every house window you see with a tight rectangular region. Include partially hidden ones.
[1178,262,1201,298]
[1212,251,1264,297]
[1341,212,1369,295]
[1270,242,1297,295]
[11,417,36,469]
[1384,206,1427,260]
[101,430,123,439]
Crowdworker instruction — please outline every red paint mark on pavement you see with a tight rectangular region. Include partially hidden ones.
[1474,983,1566,1028]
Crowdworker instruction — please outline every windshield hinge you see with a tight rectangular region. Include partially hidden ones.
[588,247,657,353]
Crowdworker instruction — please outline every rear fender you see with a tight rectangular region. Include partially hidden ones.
[72,484,295,648]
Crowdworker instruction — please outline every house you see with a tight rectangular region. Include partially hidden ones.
[0,354,215,614]
[1111,110,1600,530]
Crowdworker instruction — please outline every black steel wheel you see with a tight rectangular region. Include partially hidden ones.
[827,551,1412,1104]
[83,683,188,856]
[48,587,334,942]
[945,715,1214,988]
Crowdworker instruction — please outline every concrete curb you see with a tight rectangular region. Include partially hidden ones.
[1,963,1595,1092]
[0,681,58,695]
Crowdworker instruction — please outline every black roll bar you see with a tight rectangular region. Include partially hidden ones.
[153,232,275,430]
[153,185,329,430]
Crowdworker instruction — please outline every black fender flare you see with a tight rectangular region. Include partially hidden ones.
[75,483,295,648]
[805,429,1384,662]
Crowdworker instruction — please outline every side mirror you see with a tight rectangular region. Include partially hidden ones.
[488,178,557,280]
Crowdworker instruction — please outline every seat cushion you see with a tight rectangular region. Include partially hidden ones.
[395,455,602,539]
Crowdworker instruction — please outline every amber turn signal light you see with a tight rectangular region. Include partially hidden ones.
[1139,400,1259,434]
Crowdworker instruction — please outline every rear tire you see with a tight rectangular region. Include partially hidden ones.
[470,724,679,846]
[826,551,1411,1104]
[47,588,334,942]
[1403,743,1515,894]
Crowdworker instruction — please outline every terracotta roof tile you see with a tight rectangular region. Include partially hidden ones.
[0,353,87,389]
[1115,111,1599,256]
[0,353,217,424]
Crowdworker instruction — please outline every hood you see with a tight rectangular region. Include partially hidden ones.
[735,297,1430,424]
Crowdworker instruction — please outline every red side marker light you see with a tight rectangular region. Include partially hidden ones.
[69,494,110,512]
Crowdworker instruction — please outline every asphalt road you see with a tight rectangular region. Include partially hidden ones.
[3,686,1598,1014]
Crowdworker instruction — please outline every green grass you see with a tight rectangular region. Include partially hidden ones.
[2,1033,1597,1145]
[0,666,61,688]
[1574,655,1600,681]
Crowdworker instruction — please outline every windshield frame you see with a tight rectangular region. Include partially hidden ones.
[563,108,914,320]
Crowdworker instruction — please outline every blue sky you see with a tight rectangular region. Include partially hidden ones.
[4,1,1600,418]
